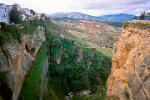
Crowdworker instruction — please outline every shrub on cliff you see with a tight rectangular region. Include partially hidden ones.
[123,22,129,29]
[9,4,22,24]
[139,12,145,20]
[0,23,21,46]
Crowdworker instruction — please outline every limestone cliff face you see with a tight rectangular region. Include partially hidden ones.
[107,23,150,100]
[0,26,45,100]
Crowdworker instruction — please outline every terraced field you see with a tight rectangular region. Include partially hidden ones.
[54,19,122,49]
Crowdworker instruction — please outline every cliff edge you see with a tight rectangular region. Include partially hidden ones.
[107,22,150,100]
[0,23,46,100]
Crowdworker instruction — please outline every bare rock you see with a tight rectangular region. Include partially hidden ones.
[107,23,150,100]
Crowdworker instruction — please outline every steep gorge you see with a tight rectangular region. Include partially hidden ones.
[0,20,46,100]
[107,22,150,100]
[0,18,112,100]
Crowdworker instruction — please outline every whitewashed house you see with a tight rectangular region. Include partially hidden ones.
[0,3,46,24]
[21,8,35,21]
[0,3,12,24]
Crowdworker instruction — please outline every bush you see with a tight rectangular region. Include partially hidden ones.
[43,83,60,100]
[9,4,22,24]
[0,72,12,100]
[123,22,130,29]
[30,9,35,15]
[22,19,44,34]
[139,12,145,20]
[90,85,98,93]
[0,24,21,46]
[20,47,48,100]
[48,37,111,97]
[124,89,130,99]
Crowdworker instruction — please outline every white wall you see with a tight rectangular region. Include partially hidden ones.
[0,5,12,24]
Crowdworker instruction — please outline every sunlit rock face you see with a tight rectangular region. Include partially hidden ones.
[107,23,150,100]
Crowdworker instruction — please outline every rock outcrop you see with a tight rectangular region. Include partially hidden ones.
[0,26,45,100]
[107,23,150,100]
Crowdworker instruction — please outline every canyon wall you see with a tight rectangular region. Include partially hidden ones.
[0,26,45,100]
[107,23,150,100]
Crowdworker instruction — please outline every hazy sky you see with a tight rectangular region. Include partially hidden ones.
[1,0,150,16]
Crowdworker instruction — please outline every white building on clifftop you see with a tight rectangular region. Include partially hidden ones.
[0,3,12,24]
[0,3,45,24]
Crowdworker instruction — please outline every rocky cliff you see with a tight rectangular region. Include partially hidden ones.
[0,26,45,100]
[107,22,150,100]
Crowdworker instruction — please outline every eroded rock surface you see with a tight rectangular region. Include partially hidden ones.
[107,23,150,100]
[0,26,45,100]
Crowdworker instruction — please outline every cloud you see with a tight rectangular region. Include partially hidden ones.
[83,0,150,15]
[1,0,149,16]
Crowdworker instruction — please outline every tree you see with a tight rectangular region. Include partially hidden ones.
[146,12,150,17]
[139,12,145,20]
[0,22,6,29]
[9,4,22,24]
[41,13,46,19]
[30,9,35,15]
[133,16,137,19]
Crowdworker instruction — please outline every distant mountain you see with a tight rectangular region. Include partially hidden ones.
[98,14,135,22]
[50,12,97,20]
[50,12,135,22]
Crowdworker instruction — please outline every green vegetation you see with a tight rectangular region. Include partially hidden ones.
[123,21,150,30]
[43,81,60,100]
[30,9,36,15]
[124,88,130,99]
[19,19,60,100]
[0,19,44,47]
[9,4,22,24]
[0,72,12,100]
[22,19,44,34]
[0,22,21,46]
[70,87,107,100]
[123,22,130,29]
[3,17,112,100]
[129,22,150,30]
[20,46,48,100]
[123,21,150,31]
[46,30,111,99]
[64,30,112,58]
[147,12,150,17]
[139,12,145,20]
[20,18,111,99]
[104,21,123,27]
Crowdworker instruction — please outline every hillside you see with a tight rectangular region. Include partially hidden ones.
[98,14,135,22]
[50,12,135,22]
[53,18,121,49]
[1,1,150,100]
[0,12,112,100]
[50,12,96,20]
[19,18,112,100]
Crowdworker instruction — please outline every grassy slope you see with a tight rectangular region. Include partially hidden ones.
[46,32,111,99]
[61,22,112,100]
[19,18,112,100]
[64,31,112,58]
[19,19,60,100]
[20,46,47,100]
